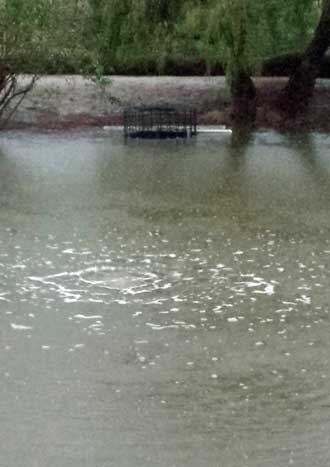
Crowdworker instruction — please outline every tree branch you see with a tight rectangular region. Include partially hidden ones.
[0,73,37,128]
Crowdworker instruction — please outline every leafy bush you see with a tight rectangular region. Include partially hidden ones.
[0,0,322,76]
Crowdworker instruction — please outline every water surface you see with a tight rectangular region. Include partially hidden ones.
[1,129,330,466]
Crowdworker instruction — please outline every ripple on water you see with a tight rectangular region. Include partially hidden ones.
[1,229,327,353]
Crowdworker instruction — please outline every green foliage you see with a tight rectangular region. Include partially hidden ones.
[0,0,98,73]
[201,0,320,78]
[0,0,323,76]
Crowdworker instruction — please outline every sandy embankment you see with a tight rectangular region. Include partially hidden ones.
[8,75,330,131]
[10,75,230,129]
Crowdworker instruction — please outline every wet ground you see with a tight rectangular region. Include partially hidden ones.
[1,129,330,466]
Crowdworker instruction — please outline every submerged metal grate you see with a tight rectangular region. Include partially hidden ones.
[123,106,197,139]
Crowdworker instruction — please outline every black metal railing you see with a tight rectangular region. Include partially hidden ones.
[123,106,197,139]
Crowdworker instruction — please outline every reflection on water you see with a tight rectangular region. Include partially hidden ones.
[1,130,330,466]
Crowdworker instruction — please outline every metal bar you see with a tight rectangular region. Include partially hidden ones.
[123,106,199,139]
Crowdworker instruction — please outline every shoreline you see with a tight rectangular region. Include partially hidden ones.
[6,75,229,130]
[4,75,330,132]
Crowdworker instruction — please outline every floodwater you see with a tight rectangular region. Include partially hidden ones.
[1,129,330,467]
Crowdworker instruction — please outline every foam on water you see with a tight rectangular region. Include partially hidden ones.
[10,323,33,331]
[6,227,325,348]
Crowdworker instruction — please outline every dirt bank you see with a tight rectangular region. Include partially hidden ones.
[8,75,228,129]
[6,75,330,132]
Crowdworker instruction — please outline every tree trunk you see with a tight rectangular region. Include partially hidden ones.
[279,0,330,117]
[230,70,256,127]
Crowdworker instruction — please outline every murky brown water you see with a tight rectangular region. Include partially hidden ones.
[1,129,330,466]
